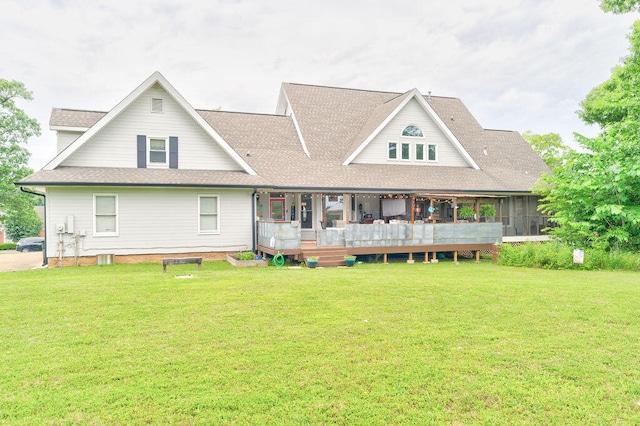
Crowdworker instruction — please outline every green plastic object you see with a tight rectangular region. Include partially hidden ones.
[272,253,285,267]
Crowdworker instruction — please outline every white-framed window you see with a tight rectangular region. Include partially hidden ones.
[416,143,425,161]
[151,98,164,113]
[428,144,437,162]
[401,142,410,160]
[402,125,423,137]
[94,194,118,236]
[388,142,397,160]
[199,194,220,234]
[148,137,167,166]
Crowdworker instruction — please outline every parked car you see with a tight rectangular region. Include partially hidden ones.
[16,237,45,252]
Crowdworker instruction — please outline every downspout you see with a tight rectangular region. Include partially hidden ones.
[20,187,47,266]
[252,188,257,253]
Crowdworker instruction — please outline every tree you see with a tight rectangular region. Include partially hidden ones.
[0,79,40,242]
[0,79,40,212]
[535,21,640,251]
[600,0,640,13]
[2,201,42,242]
[522,131,573,171]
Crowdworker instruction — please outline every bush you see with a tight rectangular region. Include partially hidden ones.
[0,243,17,250]
[480,204,496,217]
[497,242,640,271]
[235,251,255,261]
[458,205,475,220]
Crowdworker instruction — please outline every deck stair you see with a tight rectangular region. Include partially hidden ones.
[301,242,349,267]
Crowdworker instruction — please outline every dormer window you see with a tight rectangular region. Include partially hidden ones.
[402,125,423,137]
[401,143,410,160]
[388,142,397,159]
[428,144,437,161]
[151,98,164,113]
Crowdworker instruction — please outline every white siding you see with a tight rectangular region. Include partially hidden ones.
[60,84,242,171]
[56,131,83,154]
[45,186,253,257]
[353,98,470,167]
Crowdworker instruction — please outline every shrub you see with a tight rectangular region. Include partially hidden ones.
[0,243,17,250]
[498,241,640,271]
[458,206,475,220]
[533,242,573,269]
[480,204,496,217]
[235,251,255,261]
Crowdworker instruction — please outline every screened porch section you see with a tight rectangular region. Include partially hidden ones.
[255,191,549,265]
[255,191,550,240]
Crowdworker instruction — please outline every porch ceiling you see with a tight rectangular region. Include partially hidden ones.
[414,193,506,200]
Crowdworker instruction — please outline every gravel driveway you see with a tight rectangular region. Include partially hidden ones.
[0,251,46,272]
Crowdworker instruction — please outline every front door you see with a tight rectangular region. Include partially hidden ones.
[300,193,315,240]
[300,194,313,228]
[270,198,285,221]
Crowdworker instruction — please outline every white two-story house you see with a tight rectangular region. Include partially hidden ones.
[18,72,550,266]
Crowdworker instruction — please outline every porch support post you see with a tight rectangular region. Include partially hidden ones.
[475,250,480,262]
[525,196,530,236]
[454,251,458,263]
[408,252,413,261]
[383,253,388,264]
[453,197,458,223]
[410,195,415,223]
[432,251,437,261]
[475,198,480,223]
[430,198,435,223]
[424,251,429,263]
[321,194,326,223]
[343,193,349,224]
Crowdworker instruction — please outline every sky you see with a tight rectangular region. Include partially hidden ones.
[2,0,638,170]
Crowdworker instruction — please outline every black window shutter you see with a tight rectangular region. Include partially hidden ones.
[169,136,178,169]
[137,135,147,168]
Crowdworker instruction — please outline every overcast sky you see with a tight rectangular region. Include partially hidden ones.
[2,0,638,170]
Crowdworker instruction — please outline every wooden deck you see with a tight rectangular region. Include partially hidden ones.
[256,240,496,265]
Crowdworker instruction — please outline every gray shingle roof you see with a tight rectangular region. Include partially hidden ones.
[50,108,106,128]
[30,82,550,193]
[20,167,269,187]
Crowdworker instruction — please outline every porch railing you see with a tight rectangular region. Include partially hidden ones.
[342,222,502,248]
[258,221,503,250]
[257,221,301,250]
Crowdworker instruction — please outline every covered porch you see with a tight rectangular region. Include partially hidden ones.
[254,190,549,265]
[256,190,550,232]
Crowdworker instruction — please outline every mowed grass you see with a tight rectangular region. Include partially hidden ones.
[1,261,640,424]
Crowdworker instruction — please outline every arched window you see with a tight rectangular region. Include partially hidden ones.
[402,125,423,137]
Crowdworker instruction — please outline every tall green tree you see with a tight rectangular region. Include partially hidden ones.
[536,21,640,251]
[522,131,573,171]
[3,204,42,242]
[0,79,40,212]
[0,79,41,241]
[600,0,640,13]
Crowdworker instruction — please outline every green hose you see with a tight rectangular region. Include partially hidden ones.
[272,253,285,267]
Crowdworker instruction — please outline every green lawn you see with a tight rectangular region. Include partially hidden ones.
[1,261,640,424]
